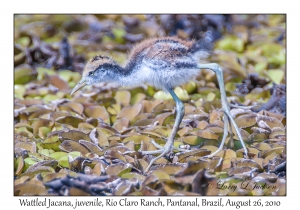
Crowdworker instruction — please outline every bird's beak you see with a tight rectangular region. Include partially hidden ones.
[71,79,87,95]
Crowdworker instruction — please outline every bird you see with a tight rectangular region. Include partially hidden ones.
[71,36,248,173]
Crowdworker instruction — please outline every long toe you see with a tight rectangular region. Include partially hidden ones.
[225,111,249,158]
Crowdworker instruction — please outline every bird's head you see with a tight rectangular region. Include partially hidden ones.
[71,55,120,95]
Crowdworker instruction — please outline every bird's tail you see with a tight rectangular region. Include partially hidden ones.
[188,37,213,60]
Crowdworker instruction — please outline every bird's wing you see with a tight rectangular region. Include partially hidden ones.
[142,41,189,69]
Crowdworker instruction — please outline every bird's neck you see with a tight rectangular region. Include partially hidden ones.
[113,63,144,87]
[104,63,134,87]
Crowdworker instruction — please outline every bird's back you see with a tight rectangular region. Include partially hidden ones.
[126,37,212,90]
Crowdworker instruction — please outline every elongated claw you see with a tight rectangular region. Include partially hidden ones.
[202,114,229,158]
[229,104,256,109]
[142,140,195,174]
[143,88,185,174]
[143,144,173,174]
[198,63,249,158]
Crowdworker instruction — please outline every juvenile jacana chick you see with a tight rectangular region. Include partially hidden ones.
[71,37,248,173]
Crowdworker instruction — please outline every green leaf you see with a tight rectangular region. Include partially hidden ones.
[267,69,284,84]
[37,67,56,81]
[14,67,36,84]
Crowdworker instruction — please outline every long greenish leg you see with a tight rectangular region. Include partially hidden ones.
[143,88,185,173]
[228,118,235,149]
[197,63,248,157]
[204,114,229,157]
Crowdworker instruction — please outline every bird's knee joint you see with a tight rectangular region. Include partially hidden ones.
[177,102,185,116]
[210,63,221,73]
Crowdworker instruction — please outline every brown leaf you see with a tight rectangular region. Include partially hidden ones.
[105,149,127,162]
[95,128,109,147]
[115,90,131,106]
[121,172,145,181]
[228,166,255,177]
[197,121,209,129]
[117,103,142,121]
[236,148,259,158]
[151,164,185,175]
[113,118,129,132]
[197,130,220,140]
[43,173,67,183]
[192,169,211,195]
[162,180,184,195]
[15,183,48,195]
[106,163,132,176]
[69,187,91,196]
[235,113,257,128]
[256,115,284,129]
[132,119,153,126]
[254,142,271,151]
[31,118,53,136]
[269,128,286,139]
[260,147,284,158]
[56,116,83,128]
[59,130,91,142]
[18,99,43,106]
[175,160,209,176]
[177,127,190,137]
[123,134,151,144]
[205,125,224,134]
[15,156,24,176]
[85,106,110,124]
[182,135,205,145]
[177,149,211,162]
[20,166,55,179]
[141,186,160,195]
[79,140,102,153]
[233,159,263,171]
[131,92,146,104]
[64,102,84,115]
[208,156,223,172]
[209,110,222,124]
[25,160,58,173]
[59,140,90,155]
[253,173,278,183]
[15,142,36,153]
[150,170,170,180]
[113,182,134,196]
[48,74,69,91]
[14,176,30,186]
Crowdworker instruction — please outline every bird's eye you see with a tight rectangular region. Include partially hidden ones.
[89,71,95,76]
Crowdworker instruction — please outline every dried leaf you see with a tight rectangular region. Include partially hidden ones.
[48,75,69,91]
[115,90,131,106]
[64,102,84,115]
[235,114,257,128]
[79,140,102,153]
[15,142,36,153]
[182,135,204,145]
[256,115,284,129]
[117,103,142,121]
[59,130,91,142]
[56,116,83,128]
[59,140,90,155]
[15,183,48,195]
[106,163,132,176]
[85,106,110,124]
